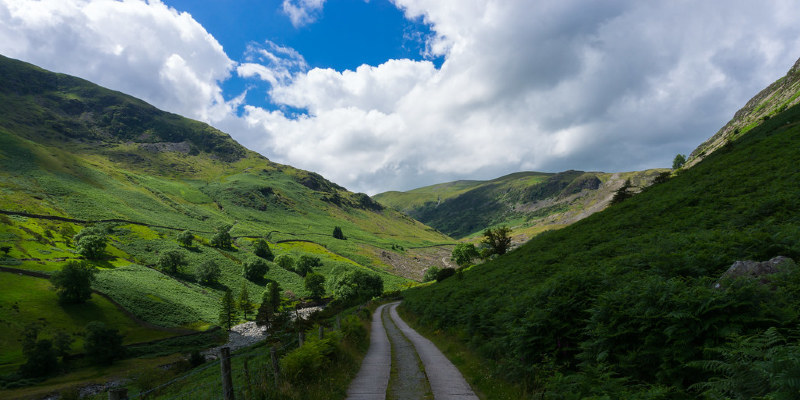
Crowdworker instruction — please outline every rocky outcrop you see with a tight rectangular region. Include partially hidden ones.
[715,256,796,288]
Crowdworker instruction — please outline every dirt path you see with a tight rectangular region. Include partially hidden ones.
[347,302,477,400]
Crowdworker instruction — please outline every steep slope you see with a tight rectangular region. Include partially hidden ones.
[403,96,800,396]
[687,55,800,167]
[0,55,453,371]
[374,169,666,239]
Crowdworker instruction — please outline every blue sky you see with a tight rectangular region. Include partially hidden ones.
[1,0,800,194]
[164,0,440,112]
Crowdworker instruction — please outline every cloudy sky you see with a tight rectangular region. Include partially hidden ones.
[2,0,800,194]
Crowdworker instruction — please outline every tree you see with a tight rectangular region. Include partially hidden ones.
[83,321,124,366]
[296,255,322,277]
[422,266,440,283]
[238,283,254,320]
[242,257,269,281]
[275,254,295,271]
[50,261,96,304]
[435,267,456,281]
[481,226,512,257]
[211,224,233,248]
[451,243,479,267]
[19,324,59,378]
[195,259,221,285]
[333,226,345,240]
[253,239,273,260]
[305,273,325,300]
[177,230,194,247]
[0,245,11,256]
[219,288,236,331]
[74,227,107,260]
[157,249,188,274]
[672,153,687,169]
[331,270,383,304]
[53,331,73,360]
[611,179,633,204]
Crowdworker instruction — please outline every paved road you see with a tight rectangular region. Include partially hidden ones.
[347,302,478,400]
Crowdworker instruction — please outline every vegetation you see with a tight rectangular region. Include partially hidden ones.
[481,226,511,256]
[331,271,383,305]
[403,102,800,398]
[242,257,269,281]
[156,248,188,274]
[83,321,125,366]
[451,243,479,267]
[194,259,221,285]
[176,230,193,247]
[296,255,322,277]
[253,238,273,260]
[211,225,233,249]
[304,273,326,300]
[218,289,236,331]
[50,261,95,304]
[672,153,687,169]
[422,266,440,283]
[333,226,345,240]
[73,227,107,260]
[238,283,254,320]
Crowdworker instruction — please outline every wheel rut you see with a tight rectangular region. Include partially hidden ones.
[347,301,478,400]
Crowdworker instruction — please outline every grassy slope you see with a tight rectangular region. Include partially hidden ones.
[375,169,666,239]
[0,55,453,371]
[403,102,800,397]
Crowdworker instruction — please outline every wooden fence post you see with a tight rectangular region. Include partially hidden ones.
[298,331,305,347]
[318,325,324,340]
[220,347,234,400]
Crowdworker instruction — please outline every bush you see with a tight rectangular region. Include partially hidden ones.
[253,239,273,260]
[84,321,125,366]
[435,267,456,281]
[242,257,269,281]
[176,230,193,247]
[296,255,323,277]
[331,270,383,304]
[305,273,325,300]
[157,249,188,274]
[195,259,220,285]
[333,226,345,240]
[50,260,96,304]
[275,254,295,272]
[422,266,440,282]
[74,227,107,259]
[211,224,232,248]
[280,334,341,384]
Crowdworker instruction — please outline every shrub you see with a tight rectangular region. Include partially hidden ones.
[84,321,125,366]
[333,226,345,240]
[211,224,232,248]
[176,230,193,247]
[253,239,273,260]
[422,266,440,282]
[195,259,220,285]
[451,243,479,267]
[305,273,325,300]
[74,227,107,259]
[50,261,96,304]
[331,270,383,304]
[242,257,269,281]
[275,254,295,271]
[296,255,322,277]
[157,249,188,274]
[435,267,456,281]
[280,334,341,384]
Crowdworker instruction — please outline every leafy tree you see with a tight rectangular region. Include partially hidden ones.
[74,227,107,259]
[50,261,96,304]
[211,224,233,248]
[305,273,325,300]
[242,257,269,281]
[253,239,273,260]
[451,243,479,267]
[422,266,440,283]
[435,267,456,281]
[672,153,687,169]
[176,230,194,247]
[332,226,345,240]
[195,259,221,285]
[653,171,671,184]
[20,338,58,378]
[331,270,383,304]
[481,226,512,257]
[611,179,632,204]
[219,288,236,331]
[238,283,254,320]
[83,321,124,366]
[296,255,322,277]
[53,331,73,360]
[275,254,295,271]
[0,245,11,256]
[157,249,188,274]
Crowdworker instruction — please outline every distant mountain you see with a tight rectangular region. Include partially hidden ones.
[374,168,666,239]
[687,56,800,167]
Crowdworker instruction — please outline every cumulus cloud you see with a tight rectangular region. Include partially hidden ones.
[282,0,326,28]
[2,0,800,194]
[238,0,800,193]
[0,0,235,123]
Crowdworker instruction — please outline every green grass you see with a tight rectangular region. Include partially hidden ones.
[0,272,174,373]
[402,103,800,398]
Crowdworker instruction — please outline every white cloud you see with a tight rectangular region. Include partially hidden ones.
[238,0,800,193]
[0,0,235,123]
[2,0,800,194]
[282,0,326,28]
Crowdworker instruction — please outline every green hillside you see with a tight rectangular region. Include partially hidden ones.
[0,55,454,373]
[374,169,666,239]
[402,99,800,398]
